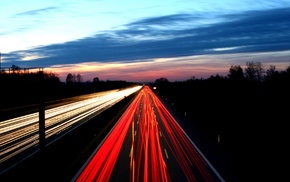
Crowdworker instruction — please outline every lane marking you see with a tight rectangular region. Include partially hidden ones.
[164,149,169,159]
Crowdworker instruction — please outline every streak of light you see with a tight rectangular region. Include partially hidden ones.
[0,86,142,164]
[74,86,225,182]
[149,86,225,182]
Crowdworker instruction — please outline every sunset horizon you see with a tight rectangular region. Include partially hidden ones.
[1,0,290,82]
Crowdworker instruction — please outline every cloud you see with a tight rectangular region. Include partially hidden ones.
[3,7,290,68]
[0,6,59,36]
[125,13,201,27]
[15,7,58,16]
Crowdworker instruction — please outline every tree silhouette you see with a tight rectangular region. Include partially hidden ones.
[93,77,100,83]
[76,73,83,83]
[66,73,75,84]
[244,61,264,81]
[266,65,276,77]
[11,64,21,73]
[228,65,245,81]
[264,65,279,82]
[155,77,169,84]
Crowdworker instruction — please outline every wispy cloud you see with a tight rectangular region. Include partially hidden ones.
[3,7,290,68]
[14,7,58,16]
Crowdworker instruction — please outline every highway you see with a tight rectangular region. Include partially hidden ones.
[72,86,225,182]
[0,86,142,169]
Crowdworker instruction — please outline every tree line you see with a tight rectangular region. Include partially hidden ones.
[152,61,290,138]
[152,61,290,128]
[0,66,140,110]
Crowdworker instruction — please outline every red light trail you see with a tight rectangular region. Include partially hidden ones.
[74,86,225,182]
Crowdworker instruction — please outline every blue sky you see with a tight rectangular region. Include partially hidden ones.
[1,0,290,82]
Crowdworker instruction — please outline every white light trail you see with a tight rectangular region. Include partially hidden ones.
[0,86,142,164]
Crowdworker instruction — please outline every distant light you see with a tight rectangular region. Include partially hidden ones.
[153,87,156,90]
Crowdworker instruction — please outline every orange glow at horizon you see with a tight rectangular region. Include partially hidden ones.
[45,56,230,82]
[44,52,290,82]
